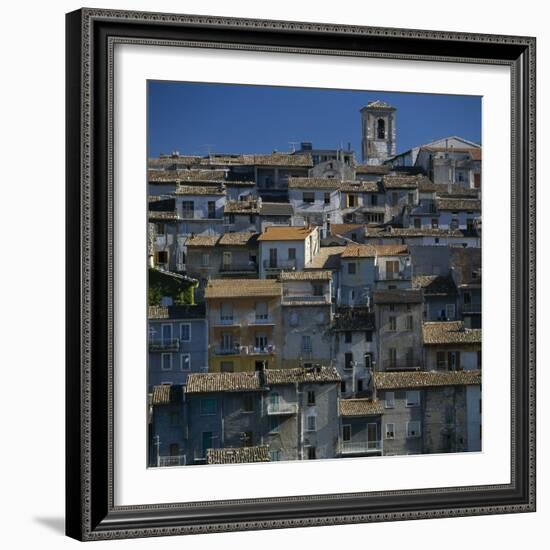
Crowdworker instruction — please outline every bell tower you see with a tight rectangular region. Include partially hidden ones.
[360,100,397,165]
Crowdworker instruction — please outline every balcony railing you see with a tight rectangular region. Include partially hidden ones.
[340,440,382,454]
[219,262,258,273]
[282,295,330,305]
[376,268,412,281]
[212,344,276,356]
[263,259,297,270]
[149,339,180,352]
[247,315,275,325]
[212,345,241,356]
[158,455,186,467]
[267,402,298,415]
[382,359,422,371]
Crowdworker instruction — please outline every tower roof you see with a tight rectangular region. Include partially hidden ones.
[361,100,395,111]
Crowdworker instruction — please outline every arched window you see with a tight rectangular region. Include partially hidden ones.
[377,118,386,139]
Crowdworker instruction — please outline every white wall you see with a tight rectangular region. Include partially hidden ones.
[1,1,546,550]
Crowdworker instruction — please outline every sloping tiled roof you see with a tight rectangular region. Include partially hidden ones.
[185,234,220,247]
[363,100,395,110]
[151,384,184,405]
[330,223,364,237]
[148,169,227,182]
[373,289,423,304]
[206,446,271,465]
[218,232,259,247]
[186,372,261,394]
[205,278,282,298]
[265,366,341,385]
[148,211,181,221]
[374,370,481,389]
[305,246,345,270]
[288,177,341,190]
[174,185,225,196]
[367,228,476,239]
[260,202,294,216]
[279,270,332,281]
[422,146,482,161]
[258,226,316,241]
[423,321,481,345]
[436,198,481,211]
[332,307,375,331]
[413,275,457,295]
[340,244,409,258]
[224,200,260,214]
[339,399,384,416]
[245,153,313,167]
[383,174,425,189]
[355,164,390,174]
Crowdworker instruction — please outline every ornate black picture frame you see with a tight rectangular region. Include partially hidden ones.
[66,8,536,541]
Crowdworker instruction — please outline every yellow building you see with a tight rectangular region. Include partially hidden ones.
[205,279,283,372]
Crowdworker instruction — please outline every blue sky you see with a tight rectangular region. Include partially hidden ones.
[148,81,481,158]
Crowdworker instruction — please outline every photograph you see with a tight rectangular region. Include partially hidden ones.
[146,82,483,467]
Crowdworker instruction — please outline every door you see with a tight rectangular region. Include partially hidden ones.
[367,423,378,450]
[269,248,278,268]
[222,251,232,269]
[202,432,213,452]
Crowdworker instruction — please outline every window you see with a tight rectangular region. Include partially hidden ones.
[445,304,456,319]
[414,218,421,228]
[347,194,357,207]
[391,192,398,206]
[340,381,347,393]
[222,251,232,268]
[201,253,209,267]
[156,222,166,235]
[364,352,373,369]
[288,248,296,260]
[466,218,475,232]
[179,323,191,342]
[156,250,168,265]
[301,335,312,353]
[255,302,268,321]
[307,391,316,406]
[365,330,373,342]
[431,218,439,229]
[255,333,268,351]
[200,398,217,416]
[312,283,323,296]
[406,315,413,331]
[371,194,378,206]
[221,332,234,351]
[181,201,194,218]
[464,291,472,305]
[303,192,315,203]
[406,303,411,312]
[343,425,351,441]
[377,118,385,139]
[386,260,399,278]
[348,262,356,275]
[161,353,172,371]
[306,415,316,431]
[448,351,461,371]
[179,353,190,371]
[477,350,482,369]
[450,218,459,230]
[385,423,395,439]
[388,348,397,368]
[357,379,364,392]
[207,201,216,219]
[226,213,235,224]
[269,418,280,434]
[389,316,397,331]
[408,192,415,205]
[220,302,233,322]
[389,304,395,312]
[406,391,421,407]
[385,391,395,408]
[307,447,316,460]
[324,192,331,204]
[436,351,446,369]
[344,352,354,370]
[406,347,414,367]
[407,421,421,438]
[344,331,352,343]
[161,323,173,343]
[268,248,278,268]
[220,361,234,373]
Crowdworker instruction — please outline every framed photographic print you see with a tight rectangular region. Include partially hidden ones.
[65,8,536,541]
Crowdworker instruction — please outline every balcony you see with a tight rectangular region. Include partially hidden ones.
[382,359,422,371]
[149,338,180,352]
[212,344,276,356]
[263,259,297,271]
[219,262,258,275]
[340,440,382,455]
[376,268,412,282]
[266,402,298,415]
[247,315,275,326]
[158,455,186,467]
[462,302,481,314]
[282,295,330,305]
[212,345,241,356]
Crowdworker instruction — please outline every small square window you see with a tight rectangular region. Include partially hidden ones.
[385,423,395,439]
[407,421,421,438]
[348,262,356,275]
[306,415,316,432]
[406,391,421,407]
[200,398,217,416]
[384,392,395,409]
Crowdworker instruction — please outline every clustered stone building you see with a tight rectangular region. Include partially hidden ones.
[147,100,482,467]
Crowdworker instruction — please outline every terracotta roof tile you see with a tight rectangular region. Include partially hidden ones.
[383,174,427,189]
[422,321,481,345]
[185,234,220,247]
[148,169,227,182]
[265,366,341,385]
[279,270,332,281]
[151,384,184,405]
[258,226,316,242]
[354,164,391,174]
[305,246,345,270]
[436,198,481,211]
[175,185,225,196]
[339,399,384,416]
[186,372,262,393]
[205,279,282,298]
[374,370,481,389]
[373,289,423,304]
[224,200,260,214]
[413,275,457,295]
[218,232,259,247]
[260,202,294,216]
[340,244,409,258]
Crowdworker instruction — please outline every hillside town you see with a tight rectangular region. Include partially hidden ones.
[147,100,482,467]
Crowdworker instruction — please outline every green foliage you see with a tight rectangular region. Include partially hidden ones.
[148,268,198,306]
